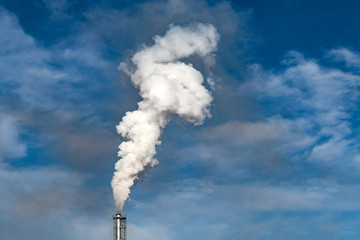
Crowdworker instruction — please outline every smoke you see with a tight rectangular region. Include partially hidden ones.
[111,23,219,212]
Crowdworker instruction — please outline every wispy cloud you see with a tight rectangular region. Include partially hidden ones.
[0,163,113,240]
[238,50,360,171]
[0,113,26,160]
[42,0,71,20]
[328,47,360,69]
[127,178,360,240]
[0,6,120,171]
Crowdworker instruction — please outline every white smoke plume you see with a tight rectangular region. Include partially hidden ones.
[112,24,219,212]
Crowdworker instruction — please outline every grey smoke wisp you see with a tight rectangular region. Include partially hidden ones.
[112,24,219,212]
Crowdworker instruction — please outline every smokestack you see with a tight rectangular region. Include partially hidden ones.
[113,213,127,240]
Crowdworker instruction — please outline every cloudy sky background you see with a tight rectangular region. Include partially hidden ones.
[1,0,360,239]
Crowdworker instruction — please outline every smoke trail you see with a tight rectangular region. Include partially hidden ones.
[112,24,219,212]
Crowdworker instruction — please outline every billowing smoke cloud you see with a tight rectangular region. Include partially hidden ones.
[111,24,219,212]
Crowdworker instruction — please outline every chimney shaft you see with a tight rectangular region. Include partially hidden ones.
[113,213,126,240]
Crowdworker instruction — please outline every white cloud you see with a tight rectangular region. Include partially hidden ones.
[0,6,115,111]
[0,8,119,239]
[0,156,118,240]
[135,178,360,213]
[177,116,316,179]
[0,113,26,160]
[203,116,315,149]
[0,7,65,109]
[237,49,360,170]
[128,223,172,240]
[126,178,360,239]
[0,6,121,171]
[328,47,360,68]
[70,215,111,240]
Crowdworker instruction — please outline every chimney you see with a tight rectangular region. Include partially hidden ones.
[113,213,127,240]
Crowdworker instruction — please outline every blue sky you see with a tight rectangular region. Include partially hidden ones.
[1,0,360,239]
